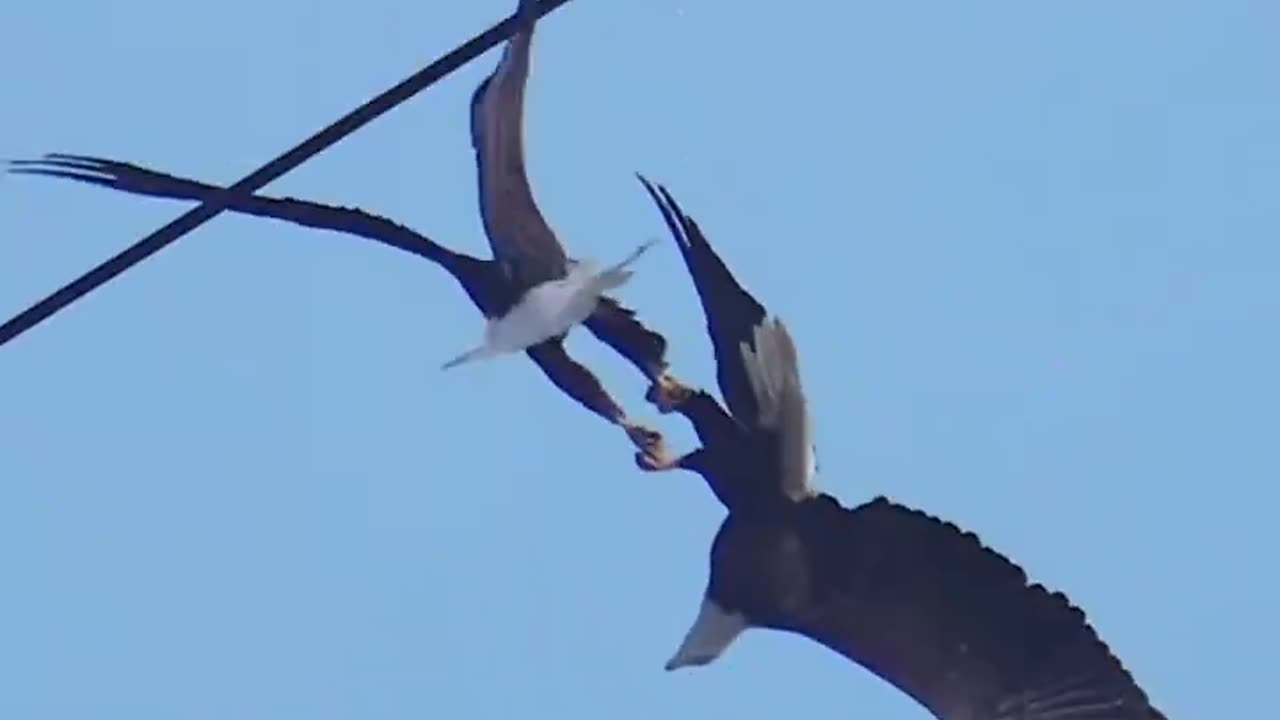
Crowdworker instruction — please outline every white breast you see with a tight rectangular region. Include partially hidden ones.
[485,267,597,353]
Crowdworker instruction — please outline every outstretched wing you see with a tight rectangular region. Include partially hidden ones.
[635,175,767,425]
[11,153,464,265]
[6,154,655,435]
[9,153,520,318]
[785,497,1166,720]
[525,339,625,425]
[470,0,568,289]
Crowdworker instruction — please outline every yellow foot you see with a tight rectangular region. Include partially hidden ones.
[623,421,676,472]
[623,421,662,451]
[644,374,693,414]
[633,447,678,472]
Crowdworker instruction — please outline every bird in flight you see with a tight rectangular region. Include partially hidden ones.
[7,159,671,462]
[9,0,680,458]
[0,0,582,350]
[446,0,658,370]
[633,176,1168,720]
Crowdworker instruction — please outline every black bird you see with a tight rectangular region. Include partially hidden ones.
[10,0,677,455]
[634,176,1168,720]
[444,0,657,370]
[5,158,673,458]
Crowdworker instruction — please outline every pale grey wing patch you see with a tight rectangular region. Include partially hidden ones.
[738,316,818,499]
[739,321,781,428]
[469,0,567,286]
[770,319,819,498]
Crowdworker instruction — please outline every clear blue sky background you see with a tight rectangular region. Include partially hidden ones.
[2,1,1274,717]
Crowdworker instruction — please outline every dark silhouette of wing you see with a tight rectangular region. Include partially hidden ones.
[9,153,643,430]
[525,340,626,425]
[636,175,766,426]
[637,176,817,502]
[470,0,567,289]
[583,296,670,381]
[8,154,517,310]
[783,497,1167,720]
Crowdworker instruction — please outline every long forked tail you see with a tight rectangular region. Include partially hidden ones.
[592,239,657,293]
[441,344,500,370]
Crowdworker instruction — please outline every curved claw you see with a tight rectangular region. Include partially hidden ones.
[645,374,694,414]
[623,421,663,452]
[623,421,678,472]
[634,449,677,473]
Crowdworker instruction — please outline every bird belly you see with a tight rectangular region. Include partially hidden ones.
[487,279,585,352]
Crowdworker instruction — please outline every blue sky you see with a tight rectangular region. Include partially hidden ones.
[2,1,1275,717]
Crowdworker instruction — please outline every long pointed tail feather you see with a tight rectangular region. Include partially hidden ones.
[441,345,499,370]
[593,239,657,292]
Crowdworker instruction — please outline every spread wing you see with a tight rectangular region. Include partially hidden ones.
[8,153,473,272]
[470,0,568,289]
[637,175,815,498]
[525,339,625,425]
[9,153,526,318]
[635,174,766,423]
[784,497,1166,720]
[9,155,672,437]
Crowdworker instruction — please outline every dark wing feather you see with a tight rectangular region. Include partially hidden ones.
[8,154,520,318]
[669,389,739,451]
[470,0,567,289]
[636,175,767,425]
[7,155,644,433]
[525,339,625,425]
[583,296,670,381]
[787,497,1165,720]
[11,153,468,266]
[661,388,786,510]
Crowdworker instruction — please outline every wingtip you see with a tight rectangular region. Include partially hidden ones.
[6,152,107,176]
[6,157,44,170]
[44,152,93,162]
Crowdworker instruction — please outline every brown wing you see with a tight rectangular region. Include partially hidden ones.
[9,154,634,432]
[525,339,626,426]
[785,497,1165,720]
[9,153,525,319]
[583,296,670,381]
[10,154,464,266]
[470,0,567,289]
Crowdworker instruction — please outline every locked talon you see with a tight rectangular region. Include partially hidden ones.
[645,375,693,414]
[623,421,662,451]
[634,450,658,471]
[634,447,676,472]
